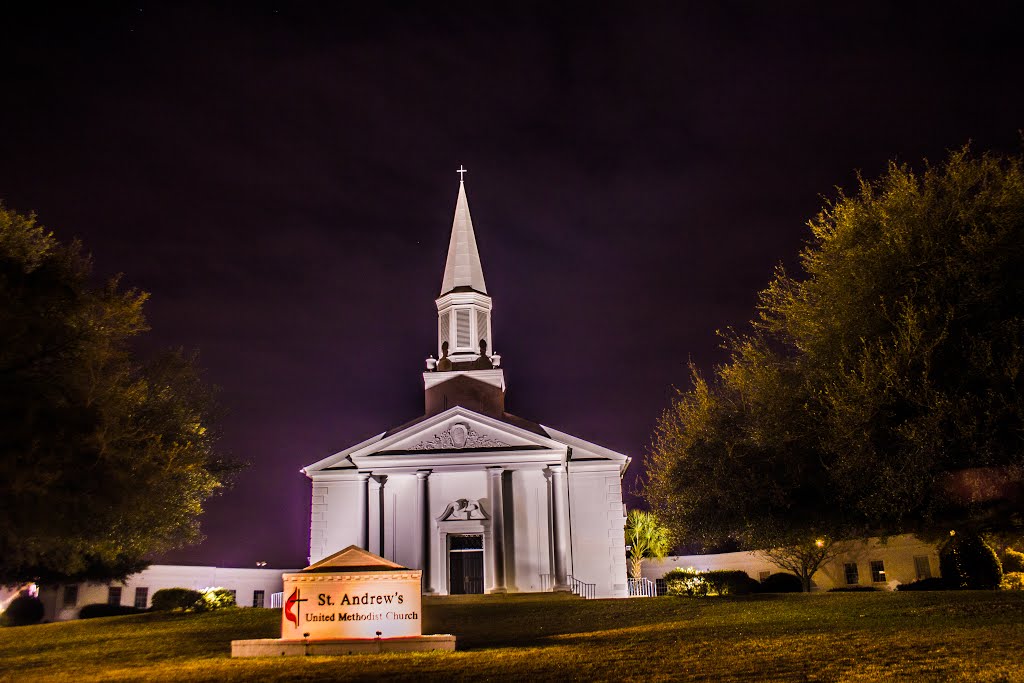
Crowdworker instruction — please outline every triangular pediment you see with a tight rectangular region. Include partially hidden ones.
[303,406,630,475]
[360,407,561,457]
[304,545,407,572]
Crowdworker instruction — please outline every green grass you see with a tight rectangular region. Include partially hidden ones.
[2,591,1023,682]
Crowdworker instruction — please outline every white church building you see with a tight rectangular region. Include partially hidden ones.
[303,176,631,598]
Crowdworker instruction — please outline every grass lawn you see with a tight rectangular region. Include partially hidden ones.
[2,591,1023,682]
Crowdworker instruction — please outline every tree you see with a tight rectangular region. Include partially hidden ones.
[624,509,671,579]
[762,538,844,593]
[646,147,1024,551]
[0,203,235,585]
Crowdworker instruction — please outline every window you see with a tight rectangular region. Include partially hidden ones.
[62,585,78,607]
[438,312,450,349]
[914,556,932,580]
[655,578,667,596]
[252,590,265,608]
[844,563,860,585]
[455,309,471,348]
[758,571,771,582]
[870,560,886,583]
[134,587,149,609]
[476,311,489,350]
[108,587,123,605]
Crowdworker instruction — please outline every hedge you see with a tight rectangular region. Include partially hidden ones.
[151,588,204,612]
[757,572,802,593]
[1,595,44,626]
[940,532,1002,589]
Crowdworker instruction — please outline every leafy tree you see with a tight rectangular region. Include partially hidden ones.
[624,509,671,579]
[761,538,844,593]
[0,203,235,585]
[646,148,1024,551]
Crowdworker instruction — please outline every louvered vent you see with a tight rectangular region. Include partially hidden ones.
[456,309,471,348]
[439,312,450,349]
[477,311,489,349]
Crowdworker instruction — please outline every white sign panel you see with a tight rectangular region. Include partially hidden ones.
[281,570,423,640]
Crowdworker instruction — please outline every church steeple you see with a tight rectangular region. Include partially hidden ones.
[440,178,487,296]
[428,169,500,371]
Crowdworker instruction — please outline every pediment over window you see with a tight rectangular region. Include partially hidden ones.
[437,498,488,522]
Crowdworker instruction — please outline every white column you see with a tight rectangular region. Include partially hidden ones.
[358,473,371,551]
[369,475,386,557]
[416,470,432,592]
[549,464,570,591]
[487,466,507,593]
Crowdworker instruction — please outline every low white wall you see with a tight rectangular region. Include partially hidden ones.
[641,534,939,592]
[40,565,298,621]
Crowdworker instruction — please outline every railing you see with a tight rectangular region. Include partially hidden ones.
[568,575,596,599]
[270,592,283,609]
[628,577,657,597]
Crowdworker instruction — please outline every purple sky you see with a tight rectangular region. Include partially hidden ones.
[2,3,1022,568]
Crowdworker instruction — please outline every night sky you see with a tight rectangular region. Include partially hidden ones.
[2,2,1022,568]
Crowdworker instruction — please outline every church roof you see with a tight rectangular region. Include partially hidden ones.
[440,181,487,296]
[302,545,409,573]
[302,405,631,476]
[380,402,550,440]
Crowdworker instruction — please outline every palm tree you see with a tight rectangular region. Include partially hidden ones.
[625,509,671,579]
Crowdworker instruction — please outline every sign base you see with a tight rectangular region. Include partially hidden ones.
[231,634,456,658]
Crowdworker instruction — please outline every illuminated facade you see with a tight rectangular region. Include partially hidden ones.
[303,177,631,598]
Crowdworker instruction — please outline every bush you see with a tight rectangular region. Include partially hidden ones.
[664,568,708,597]
[663,569,758,597]
[940,532,1002,589]
[1001,548,1024,574]
[703,570,758,596]
[757,572,803,593]
[1001,572,1024,591]
[896,577,949,591]
[79,603,146,619]
[151,588,204,612]
[829,586,880,592]
[200,587,236,610]
[1,595,44,626]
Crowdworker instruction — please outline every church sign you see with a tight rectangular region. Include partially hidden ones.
[232,546,455,657]
[281,567,422,639]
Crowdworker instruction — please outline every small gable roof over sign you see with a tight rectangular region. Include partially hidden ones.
[302,545,409,573]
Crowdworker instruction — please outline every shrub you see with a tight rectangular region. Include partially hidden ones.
[829,586,879,592]
[896,577,948,591]
[939,532,1002,589]
[1,595,44,626]
[757,572,803,593]
[200,587,236,610]
[663,568,708,597]
[1001,572,1024,591]
[151,588,204,612]
[703,570,758,596]
[79,603,146,619]
[1001,548,1024,574]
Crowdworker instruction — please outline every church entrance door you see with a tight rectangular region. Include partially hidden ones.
[448,534,484,594]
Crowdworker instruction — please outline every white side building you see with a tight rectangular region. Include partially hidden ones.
[39,565,294,621]
[303,177,632,598]
[641,534,940,592]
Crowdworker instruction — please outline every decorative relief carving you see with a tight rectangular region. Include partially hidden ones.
[438,498,488,521]
[408,422,508,450]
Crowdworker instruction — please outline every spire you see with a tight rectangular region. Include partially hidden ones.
[440,178,487,296]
